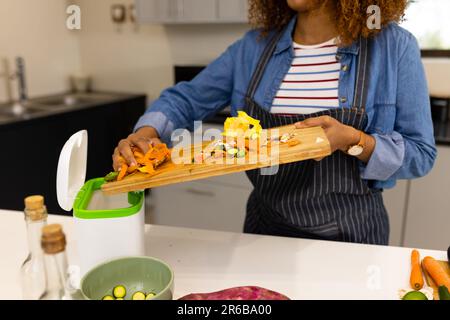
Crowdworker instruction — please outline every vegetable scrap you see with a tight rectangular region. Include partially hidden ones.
[105,143,171,182]
[192,112,302,164]
[222,111,262,139]
[192,138,255,164]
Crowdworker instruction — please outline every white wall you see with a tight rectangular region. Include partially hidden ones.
[0,0,81,103]
[0,0,249,103]
[76,0,249,101]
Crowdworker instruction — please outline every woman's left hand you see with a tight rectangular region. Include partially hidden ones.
[295,115,360,155]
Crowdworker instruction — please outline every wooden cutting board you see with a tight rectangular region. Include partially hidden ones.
[102,125,331,195]
[423,260,450,300]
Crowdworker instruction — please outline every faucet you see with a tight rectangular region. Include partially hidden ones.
[0,57,29,115]
[0,57,13,103]
[0,56,28,105]
[15,57,28,103]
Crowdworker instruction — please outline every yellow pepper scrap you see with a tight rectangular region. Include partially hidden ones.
[137,165,155,174]
[222,111,262,138]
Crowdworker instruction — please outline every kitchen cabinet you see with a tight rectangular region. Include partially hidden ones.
[134,0,170,23]
[216,0,248,22]
[147,172,251,232]
[149,174,411,243]
[135,0,248,24]
[403,146,450,251]
[383,180,408,247]
[182,0,216,22]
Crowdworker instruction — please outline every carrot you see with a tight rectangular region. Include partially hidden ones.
[133,151,144,159]
[117,163,128,181]
[107,143,171,182]
[143,149,154,161]
[287,139,301,147]
[136,157,147,165]
[422,256,450,289]
[410,249,424,290]
[127,165,138,173]
[118,155,126,164]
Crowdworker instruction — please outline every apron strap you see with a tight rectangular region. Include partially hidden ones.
[352,36,371,111]
[245,30,285,105]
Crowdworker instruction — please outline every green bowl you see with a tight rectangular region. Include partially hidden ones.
[80,256,174,300]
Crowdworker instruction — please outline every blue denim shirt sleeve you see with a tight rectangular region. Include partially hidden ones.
[134,39,241,143]
[360,34,437,181]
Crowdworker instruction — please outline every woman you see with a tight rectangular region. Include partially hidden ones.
[113,0,436,245]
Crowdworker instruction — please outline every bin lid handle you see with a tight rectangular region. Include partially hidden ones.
[56,130,88,211]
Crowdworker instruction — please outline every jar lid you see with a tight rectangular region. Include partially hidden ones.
[24,195,48,221]
[41,224,66,254]
[25,195,44,210]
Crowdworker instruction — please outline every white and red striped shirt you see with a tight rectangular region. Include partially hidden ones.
[271,38,340,115]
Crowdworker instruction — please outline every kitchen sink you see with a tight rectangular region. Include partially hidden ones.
[32,93,117,108]
[0,92,126,124]
[0,101,50,119]
[0,113,17,123]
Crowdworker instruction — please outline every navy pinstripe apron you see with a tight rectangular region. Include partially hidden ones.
[243,32,389,245]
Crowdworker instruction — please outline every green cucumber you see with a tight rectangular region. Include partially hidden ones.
[113,285,126,298]
[215,144,226,151]
[227,148,238,156]
[438,285,450,300]
[145,292,156,300]
[104,171,119,182]
[237,149,246,158]
[132,291,146,300]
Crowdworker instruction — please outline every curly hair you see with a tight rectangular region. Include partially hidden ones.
[248,0,408,46]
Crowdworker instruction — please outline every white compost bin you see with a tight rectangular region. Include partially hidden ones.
[56,130,145,276]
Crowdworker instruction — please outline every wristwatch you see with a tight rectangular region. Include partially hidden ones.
[347,130,366,156]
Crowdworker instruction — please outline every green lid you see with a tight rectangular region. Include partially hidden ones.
[73,178,143,219]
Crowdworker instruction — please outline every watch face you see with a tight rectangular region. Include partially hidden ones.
[348,145,363,156]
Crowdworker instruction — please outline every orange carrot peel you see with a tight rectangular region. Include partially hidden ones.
[108,143,170,182]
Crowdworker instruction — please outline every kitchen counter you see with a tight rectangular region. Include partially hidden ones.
[0,209,446,300]
[0,92,146,127]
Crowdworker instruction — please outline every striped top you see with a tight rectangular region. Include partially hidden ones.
[271,38,340,115]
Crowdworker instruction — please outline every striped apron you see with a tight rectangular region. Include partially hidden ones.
[243,32,389,245]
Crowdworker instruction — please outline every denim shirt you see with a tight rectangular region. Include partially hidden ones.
[135,17,437,190]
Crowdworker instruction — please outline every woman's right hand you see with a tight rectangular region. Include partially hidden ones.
[112,126,162,171]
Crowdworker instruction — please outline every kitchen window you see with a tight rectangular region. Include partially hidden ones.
[401,0,450,56]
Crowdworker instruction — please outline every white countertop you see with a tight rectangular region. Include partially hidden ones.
[0,209,446,300]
